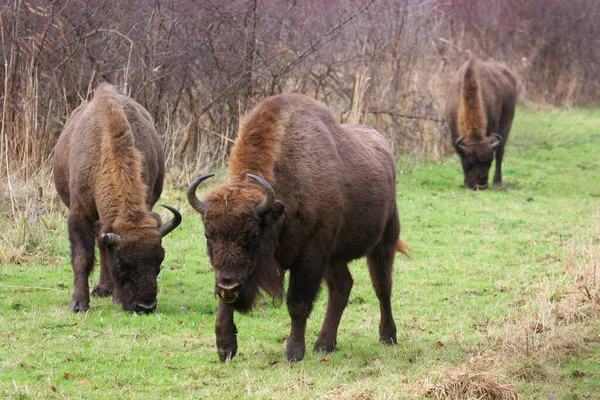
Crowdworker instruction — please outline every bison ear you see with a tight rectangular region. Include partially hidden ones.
[266,201,285,222]
[150,212,162,226]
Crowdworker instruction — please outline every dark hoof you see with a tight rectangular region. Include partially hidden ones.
[217,343,238,362]
[380,334,398,345]
[91,285,112,298]
[70,300,89,313]
[286,343,306,362]
[314,339,336,353]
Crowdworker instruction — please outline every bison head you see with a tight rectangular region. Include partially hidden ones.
[99,205,181,313]
[187,174,285,312]
[454,133,502,189]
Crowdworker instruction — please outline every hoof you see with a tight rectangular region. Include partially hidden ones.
[379,334,398,345]
[286,343,306,362]
[70,300,89,313]
[313,339,336,353]
[217,344,238,362]
[91,285,112,298]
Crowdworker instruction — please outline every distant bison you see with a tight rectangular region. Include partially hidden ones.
[187,94,409,362]
[445,59,517,189]
[53,83,181,313]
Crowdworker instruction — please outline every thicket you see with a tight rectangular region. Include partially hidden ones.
[1,0,598,179]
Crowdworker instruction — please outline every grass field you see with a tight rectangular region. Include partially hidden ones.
[1,108,599,399]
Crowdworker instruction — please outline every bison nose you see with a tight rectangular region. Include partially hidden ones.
[215,279,243,303]
[134,299,157,314]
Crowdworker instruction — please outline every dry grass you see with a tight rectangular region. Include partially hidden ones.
[413,210,600,399]
[0,176,64,265]
[415,351,521,399]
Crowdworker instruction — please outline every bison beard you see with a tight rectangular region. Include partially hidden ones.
[188,94,408,362]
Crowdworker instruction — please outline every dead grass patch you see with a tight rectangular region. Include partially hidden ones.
[416,353,520,399]
[414,210,600,398]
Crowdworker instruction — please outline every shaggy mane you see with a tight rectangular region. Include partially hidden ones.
[458,59,487,139]
[93,84,155,233]
[227,97,285,184]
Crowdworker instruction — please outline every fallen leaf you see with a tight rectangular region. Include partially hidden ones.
[572,369,585,378]
[78,378,90,385]
[435,341,444,348]
[64,372,73,379]
[320,358,329,363]
[50,385,57,392]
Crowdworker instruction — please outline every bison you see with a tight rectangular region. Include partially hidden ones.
[53,83,181,313]
[445,58,517,189]
[187,94,409,362]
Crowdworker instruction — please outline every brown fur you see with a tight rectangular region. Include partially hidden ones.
[445,59,517,189]
[53,83,180,313]
[228,98,285,183]
[458,63,488,138]
[189,94,408,362]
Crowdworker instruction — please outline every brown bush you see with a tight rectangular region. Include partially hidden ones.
[0,0,598,180]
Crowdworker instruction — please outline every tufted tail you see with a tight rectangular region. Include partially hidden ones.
[396,239,413,259]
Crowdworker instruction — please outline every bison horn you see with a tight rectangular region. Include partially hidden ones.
[158,205,182,237]
[101,232,120,246]
[454,136,467,153]
[187,173,215,214]
[247,174,276,216]
[490,133,503,149]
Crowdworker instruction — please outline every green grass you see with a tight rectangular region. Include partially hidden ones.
[1,107,599,399]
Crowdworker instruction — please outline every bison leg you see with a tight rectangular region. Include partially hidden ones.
[215,303,238,362]
[92,246,114,298]
[314,262,353,353]
[366,215,399,345]
[493,145,505,186]
[286,257,324,361]
[68,213,95,312]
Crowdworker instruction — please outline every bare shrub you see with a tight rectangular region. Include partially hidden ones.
[0,0,598,181]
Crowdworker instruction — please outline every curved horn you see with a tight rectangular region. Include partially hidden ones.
[490,133,503,149]
[187,173,214,214]
[247,174,276,216]
[101,232,120,246]
[158,205,182,237]
[453,135,467,153]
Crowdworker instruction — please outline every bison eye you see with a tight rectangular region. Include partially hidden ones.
[115,262,133,282]
[245,231,259,248]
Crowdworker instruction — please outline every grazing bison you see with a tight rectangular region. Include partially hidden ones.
[187,94,409,362]
[445,58,517,189]
[53,83,181,313]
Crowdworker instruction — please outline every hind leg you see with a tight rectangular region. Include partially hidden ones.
[493,144,505,186]
[366,213,400,344]
[314,262,353,353]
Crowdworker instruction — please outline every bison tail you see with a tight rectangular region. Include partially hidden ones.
[396,239,413,259]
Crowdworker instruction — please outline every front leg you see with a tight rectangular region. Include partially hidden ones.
[286,261,324,361]
[215,303,238,362]
[92,245,114,298]
[68,213,95,312]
